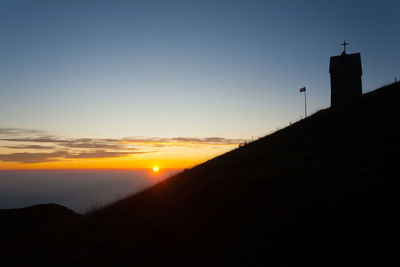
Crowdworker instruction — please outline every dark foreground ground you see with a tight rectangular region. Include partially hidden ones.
[1,82,400,266]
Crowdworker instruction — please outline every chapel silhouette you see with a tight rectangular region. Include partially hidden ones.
[329,41,362,107]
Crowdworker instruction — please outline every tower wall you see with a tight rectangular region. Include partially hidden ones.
[329,52,362,107]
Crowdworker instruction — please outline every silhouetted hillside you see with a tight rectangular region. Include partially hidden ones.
[0,204,80,250]
[2,82,400,266]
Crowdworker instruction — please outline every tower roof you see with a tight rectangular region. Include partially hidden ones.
[329,52,362,75]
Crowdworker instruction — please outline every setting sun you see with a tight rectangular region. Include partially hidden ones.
[153,166,159,172]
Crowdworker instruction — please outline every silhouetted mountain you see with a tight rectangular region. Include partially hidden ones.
[0,204,80,250]
[2,82,400,266]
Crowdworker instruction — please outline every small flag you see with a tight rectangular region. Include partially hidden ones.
[299,87,306,92]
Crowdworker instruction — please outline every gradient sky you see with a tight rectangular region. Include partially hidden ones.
[1,0,399,169]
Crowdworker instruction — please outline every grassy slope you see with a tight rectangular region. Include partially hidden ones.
[3,83,400,266]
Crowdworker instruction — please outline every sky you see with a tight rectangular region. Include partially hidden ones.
[1,0,399,170]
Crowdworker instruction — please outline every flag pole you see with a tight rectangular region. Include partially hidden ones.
[299,87,307,119]
[304,88,307,118]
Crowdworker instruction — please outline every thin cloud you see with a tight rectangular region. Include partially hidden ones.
[65,150,146,159]
[0,151,67,163]
[0,128,44,136]
[5,145,55,150]
[0,137,69,143]
[0,128,244,164]
[171,137,242,145]
[0,150,150,163]
[62,139,135,150]
[64,142,124,149]
[123,136,243,146]
[1,134,242,149]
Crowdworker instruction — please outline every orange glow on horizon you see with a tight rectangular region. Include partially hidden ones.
[0,143,237,170]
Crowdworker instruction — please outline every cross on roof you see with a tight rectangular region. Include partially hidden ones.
[341,41,349,53]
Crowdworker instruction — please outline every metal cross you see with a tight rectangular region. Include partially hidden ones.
[341,41,349,53]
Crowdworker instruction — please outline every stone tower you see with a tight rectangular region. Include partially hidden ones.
[329,42,362,107]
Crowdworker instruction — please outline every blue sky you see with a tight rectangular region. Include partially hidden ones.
[1,0,399,140]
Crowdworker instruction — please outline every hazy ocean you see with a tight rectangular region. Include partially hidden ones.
[0,170,178,214]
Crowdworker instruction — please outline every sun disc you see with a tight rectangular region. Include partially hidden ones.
[153,166,159,172]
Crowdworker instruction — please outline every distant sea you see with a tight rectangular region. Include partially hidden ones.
[0,169,180,214]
